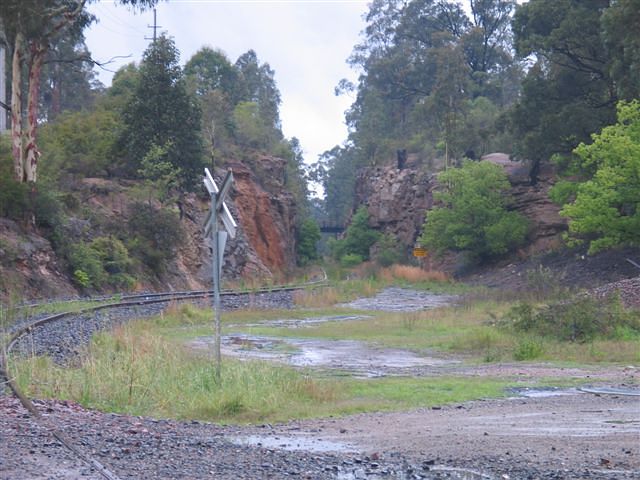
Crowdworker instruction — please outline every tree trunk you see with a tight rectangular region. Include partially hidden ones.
[11,32,24,182]
[24,40,46,183]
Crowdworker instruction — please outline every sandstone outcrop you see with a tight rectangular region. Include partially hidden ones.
[355,165,434,255]
[0,154,298,301]
[353,153,568,263]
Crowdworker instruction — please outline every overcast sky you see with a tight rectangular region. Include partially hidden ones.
[84,0,369,167]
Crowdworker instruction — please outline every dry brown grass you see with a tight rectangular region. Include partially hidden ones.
[379,265,450,283]
[293,287,340,308]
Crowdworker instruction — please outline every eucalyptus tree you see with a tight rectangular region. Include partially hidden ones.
[342,0,520,168]
[234,49,283,147]
[509,0,617,182]
[0,0,158,184]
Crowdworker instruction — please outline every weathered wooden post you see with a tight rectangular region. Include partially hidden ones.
[203,167,237,382]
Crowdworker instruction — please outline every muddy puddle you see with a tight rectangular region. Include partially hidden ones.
[339,287,457,312]
[189,288,459,377]
[228,314,371,329]
[190,334,459,377]
[232,434,356,453]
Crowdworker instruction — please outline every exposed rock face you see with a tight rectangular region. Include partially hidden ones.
[355,165,434,252]
[0,218,77,300]
[0,155,298,301]
[225,158,296,277]
[482,153,567,253]
[354,153,568,262]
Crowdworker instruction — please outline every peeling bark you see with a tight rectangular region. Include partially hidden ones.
[24,41,46,183]
[11,32,24,182]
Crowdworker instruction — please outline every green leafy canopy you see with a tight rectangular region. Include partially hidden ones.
[561,101,640,253]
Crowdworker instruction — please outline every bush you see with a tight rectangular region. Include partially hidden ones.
[340,253,364,267]
[374,233,402,267]
[127,203,183,275]
[420,161,529,262]
[513,337,545,360]
[505,294,640,342]
[68,236,135,290]
[296,218,321,266]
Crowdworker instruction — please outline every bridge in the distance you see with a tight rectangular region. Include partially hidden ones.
[319,223,345,234]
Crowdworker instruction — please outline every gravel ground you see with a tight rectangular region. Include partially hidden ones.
[2,390,638,480]
[2,286,639,479]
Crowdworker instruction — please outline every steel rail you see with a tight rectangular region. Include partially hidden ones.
[1,272,328,479]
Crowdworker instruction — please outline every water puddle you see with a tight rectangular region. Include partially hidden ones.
[229,314,371,329]
[339,287,457,312]
[508,387,577,398]
[579,386,640,396]
[336,466,492,480]
[189,334,459,377]
[232,434,356,453]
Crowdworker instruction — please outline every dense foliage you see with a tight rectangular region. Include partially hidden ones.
[560,101,640,253]
[0,10,317,288]
[420,161,528,261]
[331,207,380,265]
[118,35,204,189]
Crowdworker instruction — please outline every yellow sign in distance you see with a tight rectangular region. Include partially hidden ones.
[413,247,428,257]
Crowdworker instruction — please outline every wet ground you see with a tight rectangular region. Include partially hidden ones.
[189,287,460,378]
[338,287,458,312]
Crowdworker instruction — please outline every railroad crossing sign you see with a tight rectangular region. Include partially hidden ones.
[204,168,237,239]
[203,167,237,381]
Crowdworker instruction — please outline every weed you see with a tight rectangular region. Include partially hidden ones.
[513,337,545,361]
[505,294,640,342]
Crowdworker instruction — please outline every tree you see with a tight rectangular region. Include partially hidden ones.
[296,218,321,266]
[332,206,380,262]
[0,0,157,183]
[184,47,238,99]
[560,101,640,254]
[420,160,529,261]
[119,34,204,188]
[340,0,520,168]
[602,0,640,100]
[234,49,282,145]
[509,0,616,182]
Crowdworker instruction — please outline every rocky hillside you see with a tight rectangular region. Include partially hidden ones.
[0,155,298,302]
[354,153,568,265]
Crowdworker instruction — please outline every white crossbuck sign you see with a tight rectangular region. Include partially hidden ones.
[203,167,237,239]
[203,167,237,381]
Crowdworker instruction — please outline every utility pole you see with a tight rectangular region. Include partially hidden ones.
[145,8,162,43]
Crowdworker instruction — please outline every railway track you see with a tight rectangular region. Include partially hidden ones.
[0,274,327,480]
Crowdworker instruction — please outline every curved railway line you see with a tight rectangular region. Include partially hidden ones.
[1,276,327,480]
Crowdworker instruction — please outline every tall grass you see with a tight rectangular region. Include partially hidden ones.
[11,324,339,423]
[379,265,450,283]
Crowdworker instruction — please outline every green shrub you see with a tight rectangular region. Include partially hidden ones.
[375,233,402,267]
[296,218,321,266]
[127,203,183,275]
[505,294,640,342]
[420,161,529,262]
[332,207,380,261]
[340,253,364,267]
[68,236,135,289]
[68,243,106,289]
[513,337,545,360]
